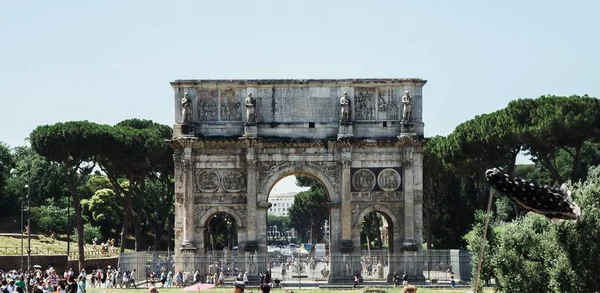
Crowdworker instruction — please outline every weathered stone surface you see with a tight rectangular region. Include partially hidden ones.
[171,79,426,140]
[170,78,426,283]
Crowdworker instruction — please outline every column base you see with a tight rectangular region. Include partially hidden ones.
[179,245,198,275]
[402,239,419,251]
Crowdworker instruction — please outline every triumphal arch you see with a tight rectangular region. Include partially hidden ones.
[170,79,426,283]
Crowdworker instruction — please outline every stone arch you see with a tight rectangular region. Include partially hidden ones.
[352,204,400,254]
[197,206,245,228]
[259,162,340,203]
[352,204,399,230]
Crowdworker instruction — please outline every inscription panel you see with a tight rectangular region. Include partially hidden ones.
[194,193,247,204]
[351,191,403,202]
[272,87,339,122]
[255,87,273,123]
[350,167,403,192]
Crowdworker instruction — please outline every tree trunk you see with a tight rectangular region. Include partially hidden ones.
[74,195,86,273]
[67,176,86,272]
[119,181,134,253]
[570,142,582,183]
[153,181,173,245]
[134,195,143,251]
[426,205,432,250]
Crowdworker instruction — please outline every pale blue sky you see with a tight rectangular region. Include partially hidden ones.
[1,1,599,193]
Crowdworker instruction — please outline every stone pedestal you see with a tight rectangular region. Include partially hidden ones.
[180,123,194,136]
[401,251,426,283]
[338,123,354,139]
[180,246,198,274]
[244,124,257,137]
[398,122,416,138]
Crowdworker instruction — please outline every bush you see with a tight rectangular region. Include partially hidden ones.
[72,223,102,244]
[30,199,70,234]
[467,165,600,292]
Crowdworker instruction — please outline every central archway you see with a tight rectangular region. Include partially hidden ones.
[264,173,332,283]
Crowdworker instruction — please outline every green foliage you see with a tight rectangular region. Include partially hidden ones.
[97,118,173,252]
[30,120,107,270]
[206,213,237,250]
[87,175,112,194]
[288,176,329,243]
[30,198,72,234]
[72,223,103,244]
[552,166,600,291]
[510,95,600,184]
[82,188,123,237]
[424,137,474,248]
[466,210,498,292]
[360,212,383,249]
[268,215,291,234]
[491,214,555,292]
[467,166,600,292]
[6,146,67,208]
[0,142,13,197]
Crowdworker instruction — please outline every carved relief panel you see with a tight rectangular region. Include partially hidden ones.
[351,168,402,192]
[354,88,376,120]
[195,169,246,193]
[377,88,400,120]
[220,89,242,121]
[197,89,219,121]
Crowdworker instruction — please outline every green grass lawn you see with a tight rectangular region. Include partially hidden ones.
[87,288,489,293]
[0,235,73,255]
[0,235,131,258]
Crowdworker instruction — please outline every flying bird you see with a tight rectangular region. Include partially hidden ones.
[485,168,581,221]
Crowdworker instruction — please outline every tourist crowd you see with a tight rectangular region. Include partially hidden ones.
[0,265,148,293]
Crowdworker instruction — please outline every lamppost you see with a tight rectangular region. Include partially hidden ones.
[9,168,24,271]
[26,179,31,274]
[66,155,73,258]
[10,168,30,273]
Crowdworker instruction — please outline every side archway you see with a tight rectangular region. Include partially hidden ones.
[353,205,399,230]
[197,206,246,228]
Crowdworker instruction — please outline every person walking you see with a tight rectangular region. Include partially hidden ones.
[393,271,400,288]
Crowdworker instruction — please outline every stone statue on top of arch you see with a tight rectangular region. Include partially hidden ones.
[401,90,412,122]
[340,91,351,125]
[245,93,257,125]
[180,92,193,124]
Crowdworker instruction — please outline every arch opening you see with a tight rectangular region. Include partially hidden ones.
[357,210,395,281]
[204,212,239,252]
[265,173,332,282]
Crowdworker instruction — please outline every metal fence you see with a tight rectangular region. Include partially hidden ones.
[119,251,176,286]
[119,249,472,284]
[0,247,119,260]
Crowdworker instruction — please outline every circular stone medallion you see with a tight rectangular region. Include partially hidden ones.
[352,169,376,192]
[196,170,220,192]
[377,168,401,191]
[222,170,246,193]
